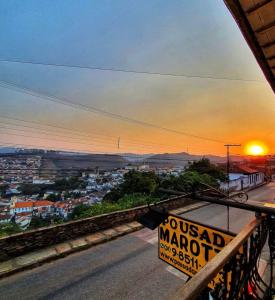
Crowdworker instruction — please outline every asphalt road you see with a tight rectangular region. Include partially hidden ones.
[0,183,274,300]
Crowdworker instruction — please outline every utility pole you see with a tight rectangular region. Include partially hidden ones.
[224,144,241,231]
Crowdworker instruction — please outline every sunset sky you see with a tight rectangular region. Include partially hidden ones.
[0,0,274,156]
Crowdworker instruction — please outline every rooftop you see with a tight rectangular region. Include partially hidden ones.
[224,0,275,92]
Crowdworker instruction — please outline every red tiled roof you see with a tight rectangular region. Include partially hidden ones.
[14,201,34,208]
[14,200,53,209]
[234,165,259,174]
[34,201,53,207]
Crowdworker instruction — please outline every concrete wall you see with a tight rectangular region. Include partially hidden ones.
[0,195,195,262]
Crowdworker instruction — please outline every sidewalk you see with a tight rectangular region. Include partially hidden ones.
[0,201,209,279]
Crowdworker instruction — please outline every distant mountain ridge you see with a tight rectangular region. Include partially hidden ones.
[122,152,244,167]
[0,148,245,170]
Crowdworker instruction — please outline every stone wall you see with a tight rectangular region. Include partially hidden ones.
[0,196,195,262]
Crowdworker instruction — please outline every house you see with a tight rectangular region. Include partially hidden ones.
[220,165,265,192]
[10,201,33,215]
[32,179,53,185]
[235,165,265,188]
[14,212,32,230]
[10,200,54,217]
[32,201,54,217]
[53,202,70,219]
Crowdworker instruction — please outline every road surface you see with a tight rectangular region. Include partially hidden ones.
[0,183,274,300]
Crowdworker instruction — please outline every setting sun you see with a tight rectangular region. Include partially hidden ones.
[245,141,268,156]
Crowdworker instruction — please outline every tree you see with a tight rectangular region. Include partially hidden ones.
[103,187,122,203]
[159,171,218,193]
[70,204,91,219]
[122,170,159,195]
[29,216,50,229]
[19,184,42,195]
[53,176,84,191]
[103,170,159,203]
[46,193,61,202]
[186,158,227,182]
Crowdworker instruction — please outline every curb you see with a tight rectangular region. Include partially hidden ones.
[0,201,209,279]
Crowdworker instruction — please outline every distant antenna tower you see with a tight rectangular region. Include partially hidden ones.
[117,137,120,150]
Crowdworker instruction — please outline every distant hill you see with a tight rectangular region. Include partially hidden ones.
[0,148,245,172]
[145,152,192,168]
[41,152,128,175]
[125,152,244,168]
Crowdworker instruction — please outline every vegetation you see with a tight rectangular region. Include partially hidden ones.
[53,176,86,191]
[71,194,158,220]
[103,170,159,203]
[46,193,61,202]
[0,223,22,237]
[19,183,49,196]
[186,158,227,182]
[72,161,225,220]
[159,171,219,193]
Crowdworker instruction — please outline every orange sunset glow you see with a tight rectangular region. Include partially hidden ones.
[244,141,269,156]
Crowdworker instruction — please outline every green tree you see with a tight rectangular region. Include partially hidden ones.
[102,187,122,203]
[46,193,61,202]
[121,170,158,195]
[53,176,84,191]
[29,216,51,229]
[19,184,42,195]
[70,204,91,219]
[104,170,159,203]
[186,158,227,182]
[160,171,218,193]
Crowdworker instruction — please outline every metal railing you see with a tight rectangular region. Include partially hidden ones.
[172,215,273,300]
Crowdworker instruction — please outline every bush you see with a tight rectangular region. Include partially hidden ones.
[0,223,22,237]
[159,171,218,193]
[71,194,159,220]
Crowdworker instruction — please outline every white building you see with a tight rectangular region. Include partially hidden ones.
[220,166,265,192]
[10,200,54,217]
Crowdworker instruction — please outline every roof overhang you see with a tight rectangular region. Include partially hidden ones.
[224,0,275,93]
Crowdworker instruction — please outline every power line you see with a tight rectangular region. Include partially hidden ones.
[0,120,186,152]
[0,115,116,140]
[0,79,226,144]
[0,127,184,154]
[0,58,263,82]
[0,115,167,148]
[0,115,189,149]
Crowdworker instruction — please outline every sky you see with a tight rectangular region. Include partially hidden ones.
[0,0,274,156]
